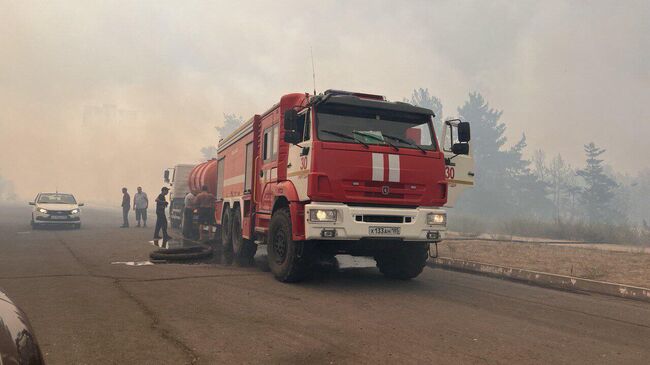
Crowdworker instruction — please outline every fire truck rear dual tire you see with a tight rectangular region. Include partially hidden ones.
[267,207,315,283]
[231,206,257,266]
[221,206,256,266]
[374,243,429,280]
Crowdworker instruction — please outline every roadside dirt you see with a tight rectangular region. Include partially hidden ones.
[437,239,650,288]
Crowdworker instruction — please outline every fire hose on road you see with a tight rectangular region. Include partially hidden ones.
[149,242,214,261]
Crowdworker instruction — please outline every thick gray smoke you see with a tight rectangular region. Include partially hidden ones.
[1,1,648,204]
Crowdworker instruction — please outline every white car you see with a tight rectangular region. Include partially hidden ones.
[29,192,84,229]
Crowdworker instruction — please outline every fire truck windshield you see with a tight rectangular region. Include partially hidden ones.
[315,104,436,151]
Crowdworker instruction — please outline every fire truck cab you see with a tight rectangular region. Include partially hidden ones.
[216,90,471,282]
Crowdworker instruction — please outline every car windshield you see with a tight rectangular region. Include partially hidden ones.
[315,103,436,151]
[38,194,77,204]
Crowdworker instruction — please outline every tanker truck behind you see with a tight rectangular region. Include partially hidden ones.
[163,164,195,228]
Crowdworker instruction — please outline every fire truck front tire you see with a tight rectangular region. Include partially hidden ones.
[221,208,233,264]
[232,206,256,266]
[268,207,314,283]
[374,243,428,280]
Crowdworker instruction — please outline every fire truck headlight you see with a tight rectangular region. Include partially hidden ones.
[427,213,446,225]
[310,209,337,222]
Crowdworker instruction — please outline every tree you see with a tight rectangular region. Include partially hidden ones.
[405,88,443,135]
[531,149,547,182]
[504,134,554,219]
[629,169,650,226]
[216,113,244,140]
[200,113,244,160]
[200,146,218,160]
[453,92,552,219]
[577,142,618,223]
[547,154,574,223]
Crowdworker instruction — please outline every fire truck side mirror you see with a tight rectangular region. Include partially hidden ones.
[283,110,301,144]
[284,110,298,131]
[451,143,469,155]
[163,170,170,183]
[457,122,471,142]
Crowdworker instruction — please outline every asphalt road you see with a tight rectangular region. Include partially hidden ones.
[1,202,649,364]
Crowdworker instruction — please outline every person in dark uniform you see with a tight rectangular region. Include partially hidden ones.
[154,187,172,241]
[194,185,215,241]
[120,187,130,228]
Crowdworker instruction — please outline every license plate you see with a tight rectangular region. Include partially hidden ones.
[51,216,67,220]
[369,226,401,236]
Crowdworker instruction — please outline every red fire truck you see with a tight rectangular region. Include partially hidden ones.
[206,89,473,282]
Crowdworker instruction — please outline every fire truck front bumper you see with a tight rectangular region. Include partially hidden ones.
[304,203,446,242]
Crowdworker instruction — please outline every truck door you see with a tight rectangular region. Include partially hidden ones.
[257,117,279,212]
[441,119,475,207]
[286,108,312,201]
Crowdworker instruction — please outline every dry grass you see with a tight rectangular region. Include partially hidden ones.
[500,219,650,244]
[438,240,650,288]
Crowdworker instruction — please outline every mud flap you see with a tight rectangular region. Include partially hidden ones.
[428,242,438,259]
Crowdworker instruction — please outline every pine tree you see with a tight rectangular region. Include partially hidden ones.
[453,92,552,219]
[577,142,618,223]
[405,88,443,135]
[504,134,554,218]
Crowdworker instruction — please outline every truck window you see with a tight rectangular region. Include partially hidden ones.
[216,158,225,199]
[443,125,458,152]
[272,124,279,159]
[244,142,253,192]
[316,104,436,151]
[304,111,311,141]
[296,110,311,141]
[263,124,279,162]
[263,131,269,160]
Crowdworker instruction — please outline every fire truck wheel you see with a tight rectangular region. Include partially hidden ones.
[267,207,314,282]
[374,243,428,280]
[232,206,257,266]
[221,207,233,264]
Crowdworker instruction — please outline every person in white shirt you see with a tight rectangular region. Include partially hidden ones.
[182,191,196,238]
[133,186,149,227]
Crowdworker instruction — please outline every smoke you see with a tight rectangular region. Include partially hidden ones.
[1,0,648,203]
[0,175,17,201]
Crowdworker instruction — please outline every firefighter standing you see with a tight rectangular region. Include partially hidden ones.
[120,187,130,228]
[153,187,172,241]
[182,190,196,238]
[194,185,215,241]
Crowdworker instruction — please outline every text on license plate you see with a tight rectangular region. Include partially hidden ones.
[369,226,401,236]
[51,216,67,220]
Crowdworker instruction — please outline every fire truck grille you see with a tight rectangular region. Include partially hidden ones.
[357,215,404,223]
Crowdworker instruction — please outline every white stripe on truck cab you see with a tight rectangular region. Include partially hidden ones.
[388,154,400,182]
[372,153,384,181]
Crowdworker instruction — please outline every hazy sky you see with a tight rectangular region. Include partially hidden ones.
[1,0,648,203]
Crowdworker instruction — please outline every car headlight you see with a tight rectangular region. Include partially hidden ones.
[38,208,48,214]
[71,209,79,214]
[309,209,337,222]
[427,212,446,225]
